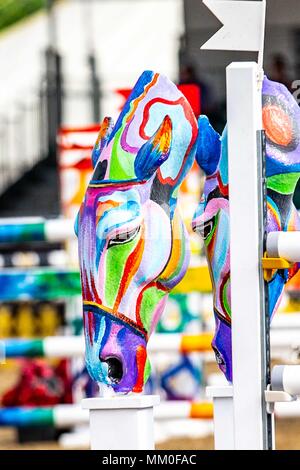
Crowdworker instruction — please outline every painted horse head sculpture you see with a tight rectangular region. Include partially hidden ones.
[76,71,198,393]
[192,77,300,382]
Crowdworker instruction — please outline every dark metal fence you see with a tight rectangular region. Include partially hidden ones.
[0,47,101,197]
[0,95,47,194]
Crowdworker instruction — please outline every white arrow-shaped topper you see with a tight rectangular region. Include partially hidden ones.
[201,0,266,66]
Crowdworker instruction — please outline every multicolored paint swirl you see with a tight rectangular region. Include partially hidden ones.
[192,77,300,382]
[76,71,198,393]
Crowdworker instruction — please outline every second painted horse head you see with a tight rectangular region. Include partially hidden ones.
[192,77,300,382]
[76,71,198,393]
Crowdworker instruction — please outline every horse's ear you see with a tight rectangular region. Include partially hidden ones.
[196,115,221,176]
[92,117,114,168]
[134,115,172,180]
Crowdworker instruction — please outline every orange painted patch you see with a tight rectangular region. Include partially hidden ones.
[153,115,172,154]
[133,345,147,393]
[96,117,111,145]
[159,211,182,281]
[96,200,120,225]
[263,105,293,147]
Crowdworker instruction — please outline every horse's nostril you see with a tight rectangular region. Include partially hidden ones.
[101,356,123,383]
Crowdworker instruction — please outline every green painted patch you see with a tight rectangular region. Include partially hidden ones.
[139,286,166,331]
[109,127,135,181]
[205,210,219,247]
[222,277,231,319]
[143,357,151,384]
[105,238,138,307]
[267,173,300,195]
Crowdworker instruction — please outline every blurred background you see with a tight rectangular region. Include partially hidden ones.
[0,0,300,216]
[0,0,300,450]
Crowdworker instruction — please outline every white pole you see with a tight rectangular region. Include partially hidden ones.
[227,62,271,449]
[258,0,266,71]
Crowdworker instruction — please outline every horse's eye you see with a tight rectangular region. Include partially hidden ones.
[108,226,140,248]
[196,216,215,240]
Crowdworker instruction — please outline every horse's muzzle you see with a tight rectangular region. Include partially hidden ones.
[83,304,148,393]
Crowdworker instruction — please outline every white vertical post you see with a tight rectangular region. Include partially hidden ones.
[227,62,270,449]
[207,385,234,450]
[82,395,159,450]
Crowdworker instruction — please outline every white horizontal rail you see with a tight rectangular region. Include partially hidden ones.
[3,328,300,359]
[271,365,300,396]
[1,400,298,428]
[267,232,300,263]
[275,400,300,418]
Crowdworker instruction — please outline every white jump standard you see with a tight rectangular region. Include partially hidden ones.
[201,0,300,450]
